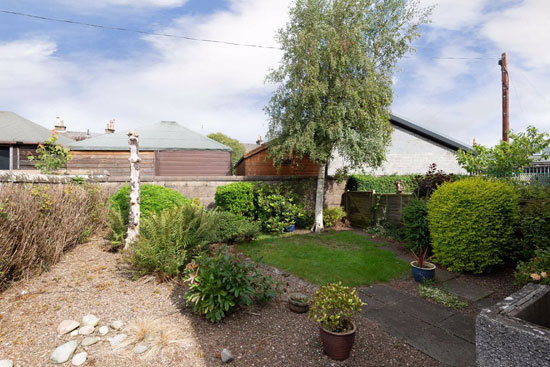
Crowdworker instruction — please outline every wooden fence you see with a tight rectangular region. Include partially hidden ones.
[343,191,412,228]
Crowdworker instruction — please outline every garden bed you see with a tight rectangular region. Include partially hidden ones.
[0,236,437,366]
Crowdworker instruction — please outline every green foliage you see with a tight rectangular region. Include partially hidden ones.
[456,126,550,177]
[427,177,520,273]
[514,185,550,258]
[210,211,261,244]
[346,175,417,193]
[323,207,346,228]
[28,134,72,174]
[207,132,246,168]
[308,282,364,333]
[131,203,216,280]
[214,182,255,217]
[253,184,302,233]
[418,281,468,309]
[183,247,277,322]
[514,248,550,286]
[402,198,430,266]
[295,207,315,229]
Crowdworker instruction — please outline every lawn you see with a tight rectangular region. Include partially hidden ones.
[239,230,410,286]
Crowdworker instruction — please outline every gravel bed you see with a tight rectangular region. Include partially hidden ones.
[0,237,437,367]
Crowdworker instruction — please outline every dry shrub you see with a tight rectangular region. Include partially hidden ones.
[0,183,108,289]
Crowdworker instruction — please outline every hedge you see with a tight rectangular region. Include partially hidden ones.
[427,177,519,274]
[214,182,255,217]
[346,174,417,193]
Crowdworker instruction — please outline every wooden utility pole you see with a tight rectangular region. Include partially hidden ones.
[498,52,509,142]
[125,130,141,249]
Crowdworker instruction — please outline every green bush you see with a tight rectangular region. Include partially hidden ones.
[427,177,520,273]
[402,198,431,259]
[184,247,277,322]
[210,211,260,243]
[514,248,550,286]
[514,185,550,259]
[132,203,216,280]
[253,184,302,233]
[323,207,346,227]
[214,182,255,217]
[346,174,417,193]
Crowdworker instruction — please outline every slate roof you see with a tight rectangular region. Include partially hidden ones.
[0,111,74,145]
[69,121,232,151]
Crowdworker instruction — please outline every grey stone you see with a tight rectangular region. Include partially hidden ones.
[108,333,127,347]
[439,313,476,344]
[82,314,100,327]
[81,337,99,346]
[78,325,95,335]
[71,352,87,366]
[110,320,124,331]
[57,320,80,335]
[70,330,79,337]
[133,344,148,354]
[98,325,109,335]
[0,360,13,367]
[50,340,78,364]
[221,348,234,363]
[441,278,493,302]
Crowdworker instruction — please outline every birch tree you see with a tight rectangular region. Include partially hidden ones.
[265,0,430,231]
[125,131,141,249]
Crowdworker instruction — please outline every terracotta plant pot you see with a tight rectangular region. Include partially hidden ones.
[288,293,309,313]
[411,260,436,283]
[319,320,357,361]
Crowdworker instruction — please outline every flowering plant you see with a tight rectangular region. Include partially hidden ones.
[514,248,550,286]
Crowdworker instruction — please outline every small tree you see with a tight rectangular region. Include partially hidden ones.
[207,132,246,168]
[265,0,430,231]
[29,133,72,174]
[456,126,550,177]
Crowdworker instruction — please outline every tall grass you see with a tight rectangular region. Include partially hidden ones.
[0,183,108,289]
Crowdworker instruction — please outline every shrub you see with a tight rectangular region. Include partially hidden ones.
[412,163,456,199]
[214,182,255,217]
[0,183,108,289]
[402,198,431,266]
[210,211,261,243]
[131,203,216,280]
[184,247,277,322]
[346,174,417,193]
[323,207,346,228]
[254,184,302,233]
[514,248,550,286]
[308,282,364,333]
[295,207,315,229]
[28,133,72,174]
[427,177,520,273]
[418,281,468,309]
[514,185,550,259]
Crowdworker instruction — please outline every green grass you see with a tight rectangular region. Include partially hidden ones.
[238,230,409,286]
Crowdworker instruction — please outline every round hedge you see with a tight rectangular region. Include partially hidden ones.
[214,182,255,217]
[110,184,188,223]
[427,177,519,274]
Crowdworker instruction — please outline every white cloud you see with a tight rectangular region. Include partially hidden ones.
[57,0,188,9]
[419,0,488,30]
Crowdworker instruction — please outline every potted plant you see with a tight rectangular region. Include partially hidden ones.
[308,282,365,361]
[288,292,309,313]
[402,198,436,282]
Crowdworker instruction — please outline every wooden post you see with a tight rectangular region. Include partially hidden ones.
[499,52,509,142]
[125,131,141,249]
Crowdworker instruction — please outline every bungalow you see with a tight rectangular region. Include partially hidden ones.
[0,111,73,170]
[68,121,232,178]
[235,115,471,176]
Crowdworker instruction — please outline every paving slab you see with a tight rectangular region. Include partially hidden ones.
[435,268,460,282]
[440,278,493,302]
[439,313,476,344]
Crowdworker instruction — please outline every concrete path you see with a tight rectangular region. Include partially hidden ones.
[360,285,477,367]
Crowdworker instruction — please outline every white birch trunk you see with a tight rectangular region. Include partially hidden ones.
[311,163,326,233]
[125,131,141,249]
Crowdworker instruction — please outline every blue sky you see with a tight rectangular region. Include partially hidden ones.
[0,0,549,146]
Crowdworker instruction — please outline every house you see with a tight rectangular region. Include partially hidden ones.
[68,121,232,178]
[235,115,471,177]
[0,111,74,170]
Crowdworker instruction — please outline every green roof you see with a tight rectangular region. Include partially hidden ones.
[0,111,73,145]
[69,121,231,151]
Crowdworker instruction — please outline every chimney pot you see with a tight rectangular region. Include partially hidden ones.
[54,116,67,132]
[256,135,263,145]
[105,119,116,134]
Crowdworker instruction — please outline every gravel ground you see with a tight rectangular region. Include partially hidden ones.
[0,237,438,367]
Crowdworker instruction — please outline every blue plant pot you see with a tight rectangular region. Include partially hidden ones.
[411,261,436,283]
[287,224,295,232]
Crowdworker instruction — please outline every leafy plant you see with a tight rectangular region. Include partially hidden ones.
[183,247,277,322]
[214,182,255,217]
[254,184,302,233]
[131,203,216,280]
[412,164,456,199]
[427,177,520,273]
[418,281,468,309]
[28,133,72,174]
[308,282,364,333]
[323,207,346,228]
[514,248,550,286]
[402,198,431,268]
[346,175,417,193]
[210,211,260,244]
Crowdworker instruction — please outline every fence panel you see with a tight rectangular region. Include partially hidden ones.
[344,191,412,228]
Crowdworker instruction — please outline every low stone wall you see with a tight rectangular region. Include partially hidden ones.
[0,172,346,209]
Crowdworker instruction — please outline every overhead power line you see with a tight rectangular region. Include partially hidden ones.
[1,9,494,60]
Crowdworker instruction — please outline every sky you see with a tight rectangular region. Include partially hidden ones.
[0,0,549,146]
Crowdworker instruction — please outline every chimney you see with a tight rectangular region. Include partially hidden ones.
[105,119,115,134]
[54,117,66,132]
[256,135,263,145]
